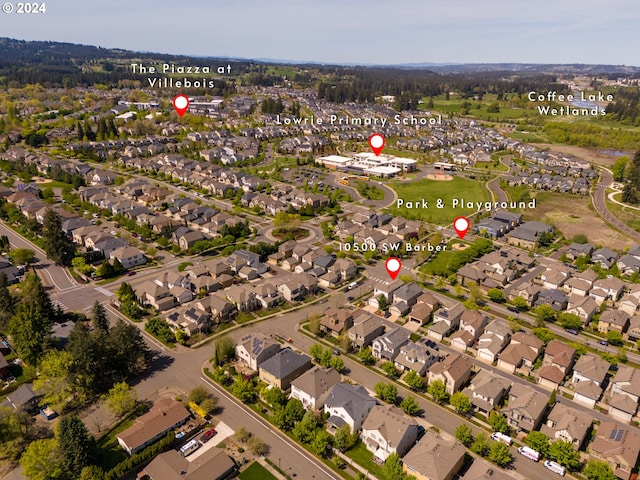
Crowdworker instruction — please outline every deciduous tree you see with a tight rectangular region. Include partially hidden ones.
[104,382,137,417]
[400,396,421,416]
[450,392,472,414]
[488,441,512,466]
[20,439,65,480]
[548,440,581,470]
[427,379,447,404]
[455,424,473,446]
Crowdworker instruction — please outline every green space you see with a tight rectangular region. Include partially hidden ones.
[343,442,385,480]
[389,176,488,224]
[238,461,278,480]
[354,181,385,200]
[420,94,539,121]
[95,417,135,470]
[272,227,310,240]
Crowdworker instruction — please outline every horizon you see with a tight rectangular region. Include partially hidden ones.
[2,0,638,66]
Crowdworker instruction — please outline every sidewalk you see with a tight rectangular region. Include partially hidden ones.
[257,457,287,479]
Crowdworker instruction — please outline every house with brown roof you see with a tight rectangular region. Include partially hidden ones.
[590,422,640,480]
[290,366,341,411]
[427,353,472,395]
[402,431,466,480]
[117,398,190,455]
[496,331,543,374]
[361,405,419,462]
[459,458,518,480]
[502,383,548,433]
[461,370,511,415]
[609,365,640,423]
[566,295,599,324]
[541,403,592,450]
[320,308,354,338]
[625,315,640,342]
[348,314,385,349]
[598,310,631,335]
[538,340,576,390]
[137,280,176,311]
[138,447,237,480]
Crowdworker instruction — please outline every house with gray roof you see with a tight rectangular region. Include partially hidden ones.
[290,366,341,411]
[259,348,312,391]
[235,333,280,371]
[361,405,418,462]
[348,314,385,349]
[372,328,410,361]
[324,383,376,433]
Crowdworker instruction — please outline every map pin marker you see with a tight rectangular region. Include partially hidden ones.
[385,257,402,280]
[453,216,470,239]
[369,133,385,156]
[172,94,190,117]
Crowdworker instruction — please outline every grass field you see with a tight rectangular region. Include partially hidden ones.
[502,187,634,249]
[420,94,539,121]
[238,461,278,480]
[389,176,488,224]
[606,193,640,233]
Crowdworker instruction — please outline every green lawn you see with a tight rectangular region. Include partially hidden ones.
[389,176,488,224]
[96,417,135,470]
[343,442,385,480]
[420,94,539,121]
[238,461,279,480]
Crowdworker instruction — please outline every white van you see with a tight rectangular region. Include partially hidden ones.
[490,432,512,445]
[518,446,540,462]
[179,439,201,457]
[544,460,566,476]
[347,282,358,290]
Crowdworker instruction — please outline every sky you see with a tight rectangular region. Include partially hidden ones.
[2,0,639,66]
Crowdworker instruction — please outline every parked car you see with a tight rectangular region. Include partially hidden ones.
[598,340,608,346]
[199,428,217,444]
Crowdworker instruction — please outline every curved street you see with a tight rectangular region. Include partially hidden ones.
[593,169,640,243]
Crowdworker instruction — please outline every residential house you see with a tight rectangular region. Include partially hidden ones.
[137,281,175,311]
[590,422,640,480]
[427,353,472,395]
[459,458,519,480]
[372,328,410,361]
[428,302,465,341]
[609,366,640,422]
[402,431,466,480]
[324,383,377,433]
[538,340,576,390]
[625,315,640,342]
[259,348,312,391]
[591,248,619,269]
[252,283,283,310]
[138,447,237,480]
[290,366,341,411]
[476,319,511,363]
[541,403,592,450]
[117,398,190,455]
[502,383,548,433]
[496,332,544,374]
[567,295,599,324]
[618,295,640,316]
[598,310,631,335]
[462,370,511,415]
[5,384,38,413]
[361,405,419,462]
[591,277,625,304]
[197,295,236,324]
[394,339,441,376]
[109,246,147,270]
[235,333,280,371]
[225,285,259,312]
[566,242,594,260]
[348,314,385,349]
[320,308,354,338]
[571,354,609,407]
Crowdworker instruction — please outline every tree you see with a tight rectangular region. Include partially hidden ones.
[450,392,472,414]
[583,459,617,480]
[333,424,357,452]
[20,439,64,480]
[8,248,36,266]
[381,361,399,378]
[0,272,15,329]
[511,296,529,311]
[283,398,305,426]
[230,377,256,404]
[607,330,624,346]
[557,312,583,331]
[19,272,54,320]
[330,356,345,373]
[104,382,137,417]
[377,294,388,311]
[548,440,581,470]
[470,432,490,456]
[616,346,628,363]
[612,156,629,181]
[428,379,448,404]
[200,396,218,415]
[213,335,236,366]
[535,305,556,326]
[488,411,510,434]
[42,209,75,266]
[260,385,287,408]
[32,350,76,410]
[189,386,211,405]
[8,301,50,366]
[455,424,473,446]
[375,382,398,404]
[91,301,109,335]
[488,441,512,466]
[309,343,324,361]
[247,436,269,456]
[383,453,407,480]
[404,370,425,391]
[57,415,95,478]
[358,347,376,365]
[235,426,251,444]
[532,327,556,344]
[524,431,549,457]
[487,288,505,303]
[79,466,106,480]
[292,411,319,444]
[400,396,421,416]
[311,429,332,458]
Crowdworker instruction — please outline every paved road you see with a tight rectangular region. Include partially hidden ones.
[593,169,640,242]
[0,220,77,291]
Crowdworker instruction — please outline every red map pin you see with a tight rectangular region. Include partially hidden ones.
[172,94,189,117]
[369,133,385,156]
[385,257,402,280]
[453,216,470,239]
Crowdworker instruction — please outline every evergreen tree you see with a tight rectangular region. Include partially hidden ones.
[8,301,50,366]
[0,272,15,329]
[622,150,640,204]
[57,415,95,478]
[76,122,84,141]
[20,272,54,319]
[107,320,150,381]
[42,209,75,266]
[68,321,103,394]
[91,301,109,335]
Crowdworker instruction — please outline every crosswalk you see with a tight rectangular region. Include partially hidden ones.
[370,276,390,286]
[95,286,114,297]
[51,299,68,311]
